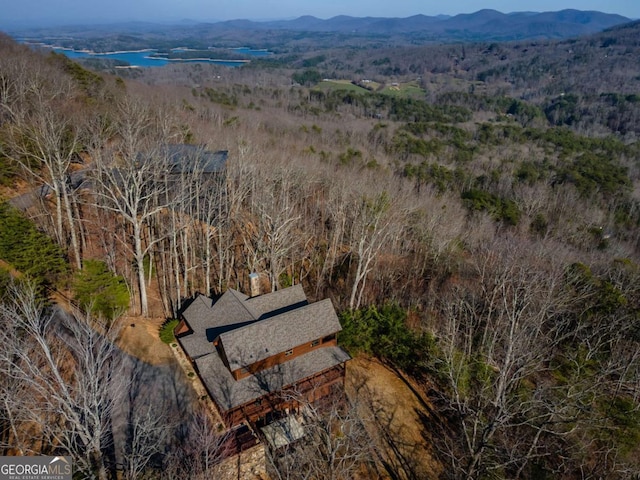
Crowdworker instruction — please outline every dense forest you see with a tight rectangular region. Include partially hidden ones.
[0,15,639,479]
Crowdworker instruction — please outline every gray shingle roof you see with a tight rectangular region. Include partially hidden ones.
[177,284,350,413]
[179,294,215,359]
[246,284,308,318]
[165,145,228,174]
[219,299,342,371]
[178,286,312,361]
[182,294,214,329]
[195,345,350,410]
[206,289,260,331]
[179,290,259,360]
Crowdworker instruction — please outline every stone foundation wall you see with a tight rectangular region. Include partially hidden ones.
[217,444,268,480]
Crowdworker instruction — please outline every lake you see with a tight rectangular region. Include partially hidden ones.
[51,46,273,68]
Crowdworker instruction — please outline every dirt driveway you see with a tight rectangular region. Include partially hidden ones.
[115,315,175,365]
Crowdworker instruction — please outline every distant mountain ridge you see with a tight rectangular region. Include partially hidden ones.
[7,9,632,49]
[216,9,629,39]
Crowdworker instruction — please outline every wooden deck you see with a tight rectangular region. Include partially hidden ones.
[225,363,346,426]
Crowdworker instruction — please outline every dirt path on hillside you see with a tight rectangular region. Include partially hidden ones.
[347,357,442,480]
[115,315,175,365]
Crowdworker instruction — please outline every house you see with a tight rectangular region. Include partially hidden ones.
[164,144,228,175]
[174,283,351,428]
[161,144,229,220]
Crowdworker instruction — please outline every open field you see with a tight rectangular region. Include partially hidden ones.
[314,79,372,94]
[314,79,426,98]
[380,81,425,98]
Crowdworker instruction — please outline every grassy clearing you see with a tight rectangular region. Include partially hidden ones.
[315,80,370,94]
[314,79,425,99]
[380,81,425,98]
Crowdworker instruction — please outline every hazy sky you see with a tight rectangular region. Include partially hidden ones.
[3,0,639,27]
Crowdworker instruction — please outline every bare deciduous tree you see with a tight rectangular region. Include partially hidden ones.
[434,240,589,479]
[347,183,408,310]
[4,99,83,269]
[89,99,173,316]
[266,392,377,480]
[0,281,127,479]
[251,169,303,291]
[121,407,170,480]
[162,406,234,479]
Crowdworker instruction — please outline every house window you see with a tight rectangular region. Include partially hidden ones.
[285,349,294,356]
[239,367,249,374]
[311,340,320,347]
[322,334,335,343]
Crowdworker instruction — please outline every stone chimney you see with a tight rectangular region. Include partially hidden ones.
[249,272,261,297]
